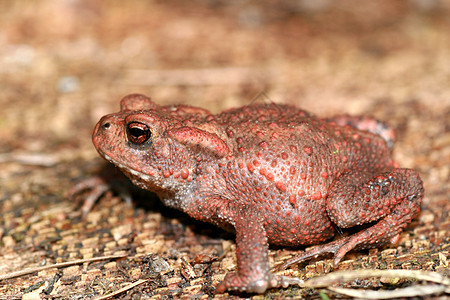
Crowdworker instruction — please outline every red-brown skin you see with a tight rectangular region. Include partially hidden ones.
[92,94,423,294]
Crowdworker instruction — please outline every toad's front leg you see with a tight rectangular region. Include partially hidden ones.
[215,211,303,294]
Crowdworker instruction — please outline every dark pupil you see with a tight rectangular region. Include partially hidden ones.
[127,122,151,145]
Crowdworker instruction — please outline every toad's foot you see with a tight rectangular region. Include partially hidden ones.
[273,236,351,271]
[216,273,303,294]
[68,176,132,217]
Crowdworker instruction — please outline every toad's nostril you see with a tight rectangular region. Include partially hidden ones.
[103,122,111,129]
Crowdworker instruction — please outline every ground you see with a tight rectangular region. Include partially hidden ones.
[0,0,449,299]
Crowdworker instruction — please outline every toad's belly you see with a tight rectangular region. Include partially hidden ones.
[264,210,335,246]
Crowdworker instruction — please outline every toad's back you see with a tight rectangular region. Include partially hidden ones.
[198,103,396,246]
[215,102,394,177]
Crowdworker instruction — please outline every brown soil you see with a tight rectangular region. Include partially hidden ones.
[0,1,448,298]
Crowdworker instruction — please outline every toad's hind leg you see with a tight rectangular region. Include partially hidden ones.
[326,115,395,150]
[276,168,423,271]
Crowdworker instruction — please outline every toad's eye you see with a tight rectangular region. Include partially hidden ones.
[126,122,152,145]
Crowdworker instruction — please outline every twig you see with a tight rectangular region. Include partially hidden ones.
[304,269,450,288]
[0,153,59,167]
[0,254,127,281]
[94,279,148,300]
[304,269,449,298]
[329,284,447,299]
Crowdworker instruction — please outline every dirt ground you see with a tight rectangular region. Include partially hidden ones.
[0,0,449,299]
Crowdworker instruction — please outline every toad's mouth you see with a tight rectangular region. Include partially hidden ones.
[100,152,156,183]
[100,152,182,199]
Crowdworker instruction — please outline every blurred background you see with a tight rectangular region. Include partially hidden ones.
[1,0,449,155]
[0,0,449,298]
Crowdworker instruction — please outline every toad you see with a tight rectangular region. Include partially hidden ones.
[88,94,423,293]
